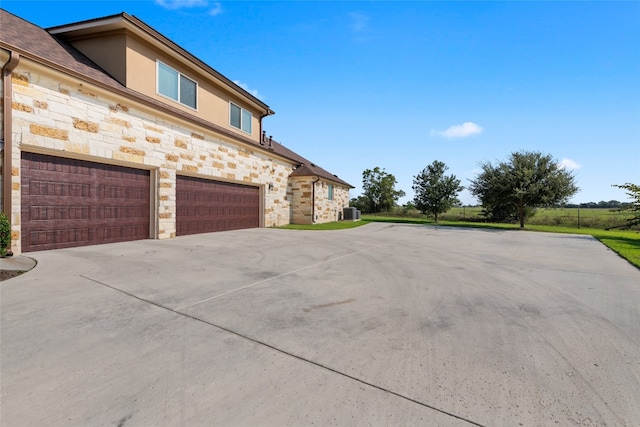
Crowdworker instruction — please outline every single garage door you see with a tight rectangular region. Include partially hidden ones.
[21,152,150,252]
[176,175,259,236]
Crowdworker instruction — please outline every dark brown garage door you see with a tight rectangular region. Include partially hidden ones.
[176,175,259,236]
[21,153,150,252]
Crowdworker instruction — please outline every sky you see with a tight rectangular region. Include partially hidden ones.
[2,0,639,205]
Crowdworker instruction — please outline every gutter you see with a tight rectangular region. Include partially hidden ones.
[2,50,19,217]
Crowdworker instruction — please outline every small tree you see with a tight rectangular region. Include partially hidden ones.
[469,151,579,228]
[608,183,640,230]
[0,212,12,257]
[412,161,463,222]
[361,167,405,213]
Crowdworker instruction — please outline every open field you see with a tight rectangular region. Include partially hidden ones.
[439,207,635,230]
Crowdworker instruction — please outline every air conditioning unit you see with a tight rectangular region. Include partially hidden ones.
[343,207,357,220]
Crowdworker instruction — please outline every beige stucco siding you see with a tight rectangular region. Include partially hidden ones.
[71,33,128,85]
[65,32,263,143]
[119,35,262,142]
[8,62,293,254]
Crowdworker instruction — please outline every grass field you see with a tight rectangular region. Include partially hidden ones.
[438,207,635,230]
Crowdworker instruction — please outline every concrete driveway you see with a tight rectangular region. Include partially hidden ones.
[1,223,639,426]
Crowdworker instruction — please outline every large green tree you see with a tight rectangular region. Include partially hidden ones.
[609,183,640,230]
[469,151,579,228]
[349,195,369,212]
[412,161,463,222]
[361,167,405,213]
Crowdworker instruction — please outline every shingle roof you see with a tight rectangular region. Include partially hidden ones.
[0,10,125,89]
[266,138,353,187]
[0,9,353,188]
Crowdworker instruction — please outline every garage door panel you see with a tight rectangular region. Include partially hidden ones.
[29,205,91,221]
[176,175,259,236]
[103,224,148,240]
[21,153,150,252]
[28,179,92,198]
[26,227,93,248]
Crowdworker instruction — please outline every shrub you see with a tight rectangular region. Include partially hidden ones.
[0,212,11,257]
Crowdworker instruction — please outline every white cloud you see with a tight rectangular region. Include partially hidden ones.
[348,12,372,42]
[155,0,222,16]
[432,122,483,139]
[155,0,207,9]
[466,167,482,177]
[349,12,369,33]
[233,80,263,100]
[208,2,222,16]
[559,158,581,170]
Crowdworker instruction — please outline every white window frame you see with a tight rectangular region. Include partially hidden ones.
[328,184,334,201]
[229,102,253,134]
[156,60,198,110]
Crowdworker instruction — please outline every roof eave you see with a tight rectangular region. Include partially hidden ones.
[47,12,273,115]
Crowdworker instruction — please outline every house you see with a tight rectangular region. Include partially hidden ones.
[0,10,353,254]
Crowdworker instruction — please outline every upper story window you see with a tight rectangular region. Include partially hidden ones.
[230,102,252,134]
[328,184,334,201]
[157,61,197,109]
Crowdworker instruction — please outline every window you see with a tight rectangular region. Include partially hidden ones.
[328,184,334,201]
[157,61,197,109]
[229,102,252,134]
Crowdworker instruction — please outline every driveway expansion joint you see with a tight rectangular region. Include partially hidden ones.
[79,274,486,427]
[174,239,398,311]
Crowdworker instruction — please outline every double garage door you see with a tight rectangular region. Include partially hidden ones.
[21,153,260,252]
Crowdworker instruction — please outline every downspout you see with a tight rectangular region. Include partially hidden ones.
[258,109,274,145]
[258,109,273,227]
[2,51,20,218]
[311,176,320,223]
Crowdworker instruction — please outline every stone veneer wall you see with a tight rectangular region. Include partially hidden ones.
[8,66,294,253]
[290,176,313,224]
[289,176,350,225]
[314,180,350,223]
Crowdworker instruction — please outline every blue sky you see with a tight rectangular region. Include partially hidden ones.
[3,1,639,205]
